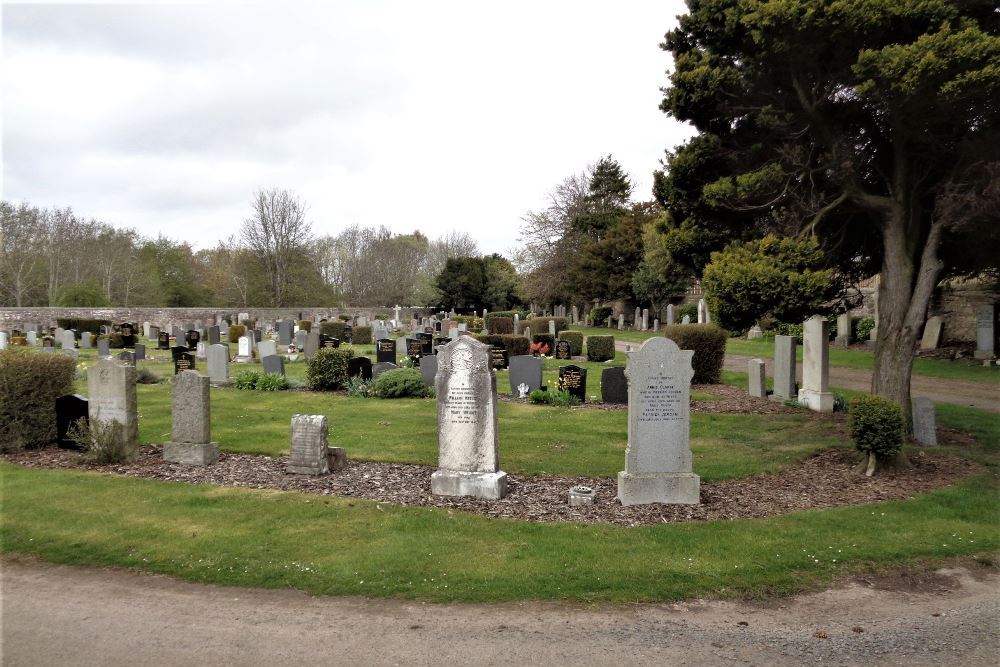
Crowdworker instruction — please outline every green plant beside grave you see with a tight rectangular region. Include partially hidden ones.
[320,321,347,339]
[529,388,580,406]
[372,368,432,398]
[661,325,726,383]
[135,368,161,384]
[855,318,875,342]
[345,376,375,398]
[233,369,290,391]
[0,349,76,452]
[559,331,584,356]
[297,320,312,332]
[228,325,247,342]
[68,417,136,464]
[589,306,613,324]
[306,347,354,390]
[586,335,615,362]
[848,395,904,476]
[352,325,373,344]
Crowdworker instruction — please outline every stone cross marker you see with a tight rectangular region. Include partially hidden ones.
[164,371,219,465]
[87,359,138,452]
[618,336,699,505]
[911,397,937,446]
[431,336,507,499]
[798,315,833,412]
[773,335,797,400]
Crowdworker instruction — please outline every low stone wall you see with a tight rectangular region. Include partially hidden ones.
[0,306,435,329]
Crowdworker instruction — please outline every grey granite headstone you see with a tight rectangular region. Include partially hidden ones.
[748,358,766,398]
[797,316,833,412]
[911,397,937,446]
[974,304,995,359]
[431,336,507,499]
[834,313,852,347]
[61,330,75,349]
[87,359,138,452]
[372,362,398,380]
[303,331,319,359]
[420,354,438,386]
[207,344,230,384]
[97,338,111,357]
[665,304,675,326]
[747,325,763,340]
[164,371,219,465]
[278,320,293,346]
[262,354,285,376]
[207,325,220,345]
[773,335,797,400]
[258,340,277,359]
[508,355,542,396]
[601,366,627,405]
[79,332,91,348]
[617,337,699,505]
[920,315,942,350]
[134,343,145,361]
[287,414,331,475]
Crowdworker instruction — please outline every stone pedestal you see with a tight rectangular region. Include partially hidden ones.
[164,442,219,466]
[799,315,833,413]
[797,388,834,412]
[431,470,508,500]
[617,472,700,506]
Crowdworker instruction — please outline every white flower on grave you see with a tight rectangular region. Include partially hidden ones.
[517,382,530,398]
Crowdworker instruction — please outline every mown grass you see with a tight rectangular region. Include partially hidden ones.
[1,464,996,603]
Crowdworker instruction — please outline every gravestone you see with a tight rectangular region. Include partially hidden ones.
[634,307,641,328]
[97,338,111,357]
[301,331,318,359]
[617,337,699,505]
[372,362,398,380]
[157,331,170,350]
[665,304,675,326]
[80,332,93,348]
[571,305,579,325]
[56,394,88,449]
[748,358,766,398]
[133,343,145,362]
[431,337,507,499]
[974,304,995,359]
[347,356,373,380]
[288,414,337,475]
[508,355,542,396]
[911,397,937,446]
[117,350,134,364]
[434,336,452,351]
[798,316,833,412]
[148,325,160,341]
[489,346,509,370]
[417,332,434,355]
[294,330,308,350]
[920,316,942,350]
[143,322,151,338]
[195,341,207,360]
[321,336,340,349]
[0,332,7,350]
[835,313,852,347]
[601,366,627,405]
[174,349,195,374]
[642,308,649,331]
[773,335,797,400]
[376,339,397,364]
[278,320,293,346]
[27,331,38,346]
[207,344,230,384]
[374,325,390,343]
[235,336,253,362]
[258,340,277,359]
[185,329,200,349]
[61,330,76,350]
[548,320,556,337]
[87,359,138,451]
[681,315,691,325]
[343,325,353,343]
[262,354,285,376]
[420,354,438,386]
[557,365,587,402]
[554,339,572,360]
[163,371,219,465]
[406,338,423,366]
[747,325,763,340]
[119,323,135,348]
[697,299,707,324]
[207,325,220,345]
[617,314,624,330]
[653,318,659,332]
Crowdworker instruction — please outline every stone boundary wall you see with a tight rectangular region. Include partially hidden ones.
[0,306,436,329]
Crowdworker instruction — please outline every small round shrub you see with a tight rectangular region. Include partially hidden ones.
[661,324,727,383]
[228,324,247,342]
[559,331,584,356]
[586,335,615,362]
[298,320,312,332]
[306,347,354,390]
[233,369,263,390]
[373,368,430,398]
[848,395,904,461]
[524,317,568,336]
[352,325,373,345]
[772,321,803,342]
[590,307,613,325]
[529,389,550,404]
[472,334,530,357]
[855,317,875,342]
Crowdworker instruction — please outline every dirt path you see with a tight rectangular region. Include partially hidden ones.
[2,559,997,666]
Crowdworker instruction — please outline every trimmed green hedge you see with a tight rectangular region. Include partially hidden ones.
[320,321,347,339]
[473,334,530,357]
[590,307,613,325]
[56,318,110,336]
[523,317,569,336]
[306,347,355,390]
[373,368,431,398]
[849,395,904,461]
[297,320,312,332]
[559,331,584,356]
[661,324,726,384]
[0,349,77,451]
[487,316,515,335]
[586,335,615,361]
[352,325,373,345]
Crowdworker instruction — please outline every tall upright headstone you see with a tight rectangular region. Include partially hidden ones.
[697,299,707,324]
[431,337,507,499]
[798,316,833,412]
[919,315,942,351]
[617,314,624,330]
[571,305,579,325]
[0,332,7,350]
[911,397,938,446]
[835,313,852,348]
[641,308,649,331]
[974,304,996,359]
[87,359,138,451]
[748,358,766,398]
[617,337,699,505]
[61,330,76,350]
[773,335,797,400]
[163,371,219,465]
[634,307,641,328]
[258,340,277,359]
[665,304,675,326]
[207,344,230,384]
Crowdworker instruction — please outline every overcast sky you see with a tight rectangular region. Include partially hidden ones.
[2,1,694,256]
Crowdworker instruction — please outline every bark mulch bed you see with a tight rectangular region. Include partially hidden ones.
[3,447,980,527]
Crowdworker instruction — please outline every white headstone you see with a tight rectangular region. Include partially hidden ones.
[973,305,995,359]
[26,331,37,346]
[665,304,675,326]
[747,325,763,340]
[61,330,75,350]
[258,340,277,359]
[237,336,252,361]
[548,320,556,336]
[697,299,707,324]
[0,332,7,350]
[641,308,649,331]
[797,316,833,412]
[617,337,699,505]
[681,314,691,325]
[920,315,942,350]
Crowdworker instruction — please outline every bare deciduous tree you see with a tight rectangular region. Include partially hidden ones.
[241,188,313,307]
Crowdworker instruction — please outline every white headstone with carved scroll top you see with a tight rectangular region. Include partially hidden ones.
[617,336,699,505]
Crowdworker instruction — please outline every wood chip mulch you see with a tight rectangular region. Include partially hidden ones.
[3,447,980,527]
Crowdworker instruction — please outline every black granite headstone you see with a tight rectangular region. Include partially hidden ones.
[185,329,201,348]
[406,338,423,366]
[416,332,433,355]
[174,350,195,374]
[55,394,88,449]
[490,346,509,369]
[347,357,373,380]
[157,331,170,350]
[375,339,396,364]
[134,343,146,361]
[601,366,627,405]
[554,339,572,360]
[321,336,340,349]
[119,322,135,348]
[557,365,587,402]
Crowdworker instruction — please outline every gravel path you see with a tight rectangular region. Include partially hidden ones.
[3,558,997,666]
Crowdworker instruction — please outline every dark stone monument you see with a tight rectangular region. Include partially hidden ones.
[489,346,509,370]
[554,339,572,360]
[434,336,452,351]
[376,339,397,364]
[434,321,442,332]
[207,325,220,345]
[118,350,135,364]
[185,330,201,349]
[119,322,135,348]
[158,331,170,350]
[372,361,398,380]
[253,329,262,343]
[417,332,434,355]
[343,325,353,343]
[601,366,627,405]
[42,337,55,349]
[558,365,587,402]
[56,394,88,449]
[134,343,146,361]
[508,355,542,397]
[406,338,423,366]
[321,336,340,349]
[174,349,196,374]
[420,354,438,386]
[278,320,293,346]
[262,354,285,376]
[347,357,373,380]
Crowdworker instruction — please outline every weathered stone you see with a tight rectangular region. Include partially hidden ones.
[748,358,766,398]
[617,337,699,505]
[431,336,507,500]
[164,371,219,466]
[974,304,995,359]
[920,315,942,350]
[258,340,277,359]
[287,414,331,475]
[835,313,852,347]
[568,485,595,506]
[798,316,833,412]
[87,359,138,451]
[262,354,285,376]
[97,338,110,357]
[681,314,691,325]
[697,299,707,324]
[420,354,438,386]
[665,304,675,326]
[303,331,320,359]
[207,344,229,384]
[911,397,937,446]
[773,335,797,400]
[747,325,763,340]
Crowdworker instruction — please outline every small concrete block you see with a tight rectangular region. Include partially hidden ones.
[164,442,220,466]
[327,446,348,471]
[568,485,595,506]
[430,470,508,500]
[617,472,700,506]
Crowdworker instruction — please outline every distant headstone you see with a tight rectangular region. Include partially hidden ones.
[642,308,649,331]
[747,325,763,340]
[417,332,433,355]
[665,304,675,326]
[617,337,699,505]
[0,332,8,350]
[371,362,398,380]
[489,346,509,369]
[258,340,277,359]
[601,366,627,405]
[61,330,75,350]
[554,339,572,360]
[148,325,160,341]
[119,323,135,348]
[262,354,285,376]
[56,394,88,449]
[420,354,438,386]
[97,338,111,357]
[117,350,134,364]
[80,332,93,348]
[431,337,507,499]
[681,314,691,325]
[974,304,995,359]
[653,318,659,332]
[376,339,397,364]
[697,299,707,324]
[406,338,423,366]
[87,359,138,452]
[157,331,170,350]
[27,331,38,346]
[207,344,229,384]
[294,330,307,350]
[278,320,293,346]
[143,322,151,338]
[321,336,340,349]
[634,307,641,328]
[347,356,373,380]
[207,325,220,345]
[508,355,542,396]
[185,329,201,349]
[174,349,195,374]
[835,313,852,347]
[557,365,587,402]
[303,331,320,359]
[195,341,207,360]
[617,314,624,330]
[571,305,579,325]
[236,336,253,362]
[797,316,833,412]
[910,396,938,446]
[773,335,797,400]
[164,371,219,466]
[287,415,331,475]
[748,358,766,398]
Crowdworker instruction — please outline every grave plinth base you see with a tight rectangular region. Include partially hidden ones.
[797,388,834,412]
[973,350,994,360]
[431,469,508,500]
[164,442,219,466]
[617,471,700,506]
[233,355,254,363]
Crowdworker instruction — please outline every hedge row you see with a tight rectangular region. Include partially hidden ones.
[559,331,584,356]
[586,335,615,361]
[56,318,110,335]
[521,317,569,336]
[0,349,77,452]
[487,317,515,335]
[473,334,531,357]
[353,325,373,345]
[662,324,726,384]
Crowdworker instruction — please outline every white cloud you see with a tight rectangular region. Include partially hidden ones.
[2,1,695,255]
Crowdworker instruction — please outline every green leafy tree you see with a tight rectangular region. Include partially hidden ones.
[658,0,999,421]
[436,256,487,311]
[569,201,657,303]
[55,282,110,307]
[482,254,521,310]
[572,155,633,240]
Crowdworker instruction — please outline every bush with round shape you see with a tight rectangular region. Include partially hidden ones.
[306,347,355,390]
[848,395,904,476]
[855,317,875,342]
[0,349,76,452]
[586,335,615,362]
[559,331,584,356]
[660,324,726,384]
[298,320,312,332]
[228,324,247,342]
[472,334,530,357]
[523,317,568,336]
[352,325,373,345]
[320,321,347,339]
[373,368,430,398]
[590,307,613,325]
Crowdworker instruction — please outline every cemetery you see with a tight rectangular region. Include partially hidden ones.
[1,309,996,603]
